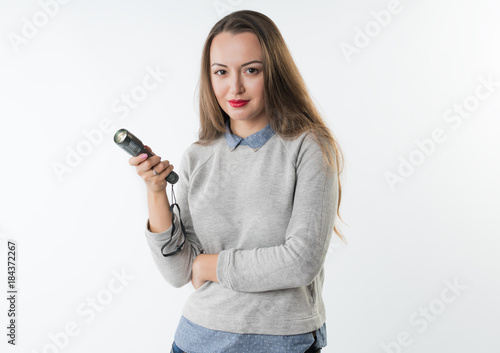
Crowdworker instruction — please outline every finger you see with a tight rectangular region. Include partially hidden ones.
[140,155,163,173]
[153,160,171,174]
[137,155,162,173]
[128,146,157,166]
[129,153,150,166]
[159,163,174,177]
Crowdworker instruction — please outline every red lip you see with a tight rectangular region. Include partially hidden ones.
[228,99,250,107]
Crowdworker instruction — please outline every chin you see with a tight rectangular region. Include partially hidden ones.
[227,108,251,118]
[229,114,254,121]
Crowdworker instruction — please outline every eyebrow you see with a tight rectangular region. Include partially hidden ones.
[211,60,263,68]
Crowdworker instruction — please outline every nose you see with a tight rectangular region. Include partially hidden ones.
[229,73,245,95]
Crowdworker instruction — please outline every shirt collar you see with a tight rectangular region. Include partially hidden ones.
[224,119,276,152]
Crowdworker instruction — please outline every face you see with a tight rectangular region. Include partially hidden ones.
[210,31,268,128]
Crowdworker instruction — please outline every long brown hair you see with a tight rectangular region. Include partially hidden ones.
[195,10,347,243]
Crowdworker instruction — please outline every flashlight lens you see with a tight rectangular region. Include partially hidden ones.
[115,130,128,144]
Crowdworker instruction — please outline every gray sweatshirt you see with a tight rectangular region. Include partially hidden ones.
[144,129,339,335]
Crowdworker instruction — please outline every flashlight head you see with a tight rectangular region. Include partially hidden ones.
[114,129,128,144]
[113,128,146,157]
[113,128,178,184]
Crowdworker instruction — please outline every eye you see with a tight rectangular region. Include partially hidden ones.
[214,70,227,76]
[245,68,259,74]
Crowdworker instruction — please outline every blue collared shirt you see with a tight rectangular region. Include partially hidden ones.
[224,119,276,151]
[173,119,327,352]
[174,315,327,353]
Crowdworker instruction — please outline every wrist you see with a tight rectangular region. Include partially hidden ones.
[147,189,168,201]
[147,188,166,196]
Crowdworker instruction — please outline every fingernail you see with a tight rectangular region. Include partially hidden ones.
[140,153,148,159]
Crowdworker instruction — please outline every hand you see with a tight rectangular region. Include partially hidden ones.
[191,255,208,290]
[128,145,174,193]
[191,254,219,290]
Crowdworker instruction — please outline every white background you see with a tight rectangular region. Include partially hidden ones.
[1,0,499,352]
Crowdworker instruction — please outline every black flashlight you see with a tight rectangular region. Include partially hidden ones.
[114,128,179,184]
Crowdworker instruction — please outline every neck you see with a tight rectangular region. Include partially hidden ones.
[229,118,269,139]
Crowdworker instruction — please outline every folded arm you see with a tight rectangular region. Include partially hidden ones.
[216,135,339,292]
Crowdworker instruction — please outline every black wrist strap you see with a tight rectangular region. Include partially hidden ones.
[160,184,186,257]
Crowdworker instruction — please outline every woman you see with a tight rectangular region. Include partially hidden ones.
[129,10,345,353]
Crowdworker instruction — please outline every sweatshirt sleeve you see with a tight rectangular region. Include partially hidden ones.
[144,148,204,288]
[216,134,339,292]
